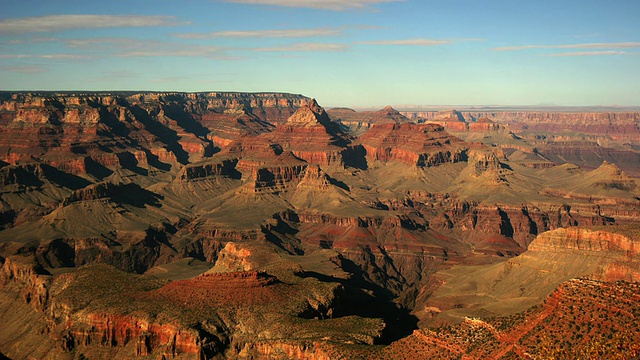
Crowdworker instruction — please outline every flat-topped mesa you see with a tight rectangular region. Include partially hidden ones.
[468,117,505,132]
[0,93,191,170]
[435,109,466,122]
[357,123,467,167]
[121,91,309,126]
[421,110,468,132]
[527,226,640,281]
[145,270,285,308]
[0,91,311,172]
[267,99,351,166]
[402,110,640,141]
[528,227,640,255]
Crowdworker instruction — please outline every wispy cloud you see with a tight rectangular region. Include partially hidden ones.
[493,42,640,51]
[222,0,401,11]
[254,42,349,52]
[150,77,185,83]
[0,15,182,34]
[175,27,343,39]
[2,65,48,74]
[117,45,224,58]
[4,37,58,45]
[2,35,235,60]
[99,70,139,79]
[545,51,627,57]
[0,53,91,59]
[52,37,231,59]
[358,38,451,46]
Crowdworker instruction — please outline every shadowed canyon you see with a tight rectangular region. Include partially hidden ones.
[0,91,639,359]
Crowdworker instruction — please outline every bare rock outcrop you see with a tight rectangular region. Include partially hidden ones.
[357,123,467,167]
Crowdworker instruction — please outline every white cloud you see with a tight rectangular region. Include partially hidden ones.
[254,42,349,52]
[57,37,230,59]
[0,15,181,34]
[2,65,48,74]
[2,36,230,60]
[150,77,185,83]
[175,27,342,39]
[545,51,627,57]
[4,37,58,45]
[222,0,400,11]
[358,38,451,46]
[99,70,139,79]
[0,53,91,59]
[493,42,640,51]
[116,44,233,59]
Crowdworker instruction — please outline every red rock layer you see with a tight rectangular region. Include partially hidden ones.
[66,313,202,357]
[528,227,639,255]
[265,99,351,166]
[327,106,411,135]
[358,123,467,167]
[0,91,308,174]
[403,110,640,142]
[143,271,282,307]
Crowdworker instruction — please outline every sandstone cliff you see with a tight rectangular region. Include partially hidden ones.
[357,123,467,168]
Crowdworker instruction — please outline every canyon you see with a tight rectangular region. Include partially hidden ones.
[0,91,638,359]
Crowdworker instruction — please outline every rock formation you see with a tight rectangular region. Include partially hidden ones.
[357,123,467,167]
[327,105,411,136]
[0,91,638,359]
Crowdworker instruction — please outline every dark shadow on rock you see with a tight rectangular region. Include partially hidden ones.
[129,106,190,165]
[40,164,92,190]
[342,145,368,170]
[327,176,350,191]
[111,183,164,208]
[117,152,148,176]
[143,149,172,171]
[62,182,163,209]
[0,165,43,187]
[35,238,76,268]
[162,103,210,138]
[97,107,131,138]
[85,158,114,180]
[262,213,303,255]
[497,208,515,238]
[0,209,16,229]
[298,257,419,344]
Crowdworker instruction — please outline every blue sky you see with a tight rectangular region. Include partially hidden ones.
[1,0,639,107]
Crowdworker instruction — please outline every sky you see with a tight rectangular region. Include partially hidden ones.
[1,0,639,108]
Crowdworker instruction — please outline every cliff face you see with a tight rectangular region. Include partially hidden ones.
[528,227,640,282]
[357,123,467,167]
[403,111,640,138]
[327,106,411,136]
[403,110,640,176]
[0,257,380,360]
[265,99,352,166]
[0,92,308,174]
[1,92,639,359]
